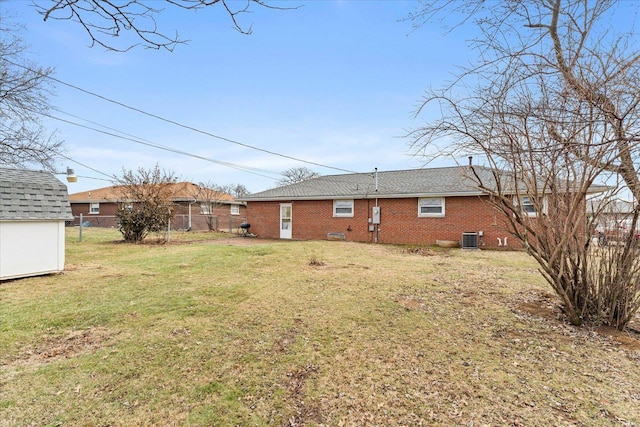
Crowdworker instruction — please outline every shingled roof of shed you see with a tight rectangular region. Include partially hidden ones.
[0,168,73,221]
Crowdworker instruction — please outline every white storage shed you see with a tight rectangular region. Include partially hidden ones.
[0,168,73,281]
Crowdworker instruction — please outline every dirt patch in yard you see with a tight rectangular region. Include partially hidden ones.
[395,295,427,311]
[593,326,640,351]
[514,289,640,350]
[397,287,640,352]
[398,246,438,256]
[272,318,305,354]
[517,290,563,320]
[4,327,115,372]
[284,364,323,427]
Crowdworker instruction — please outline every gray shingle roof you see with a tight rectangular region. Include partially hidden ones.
[587,198,636,215]
[242,165,608,202]
[242,166,496,201]
[0,168,73,221]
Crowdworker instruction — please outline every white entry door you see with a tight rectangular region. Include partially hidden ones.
[280,203,292,239]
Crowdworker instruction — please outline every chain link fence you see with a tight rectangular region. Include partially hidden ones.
[67,214,247,233]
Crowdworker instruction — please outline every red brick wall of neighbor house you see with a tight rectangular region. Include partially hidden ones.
[247,196,521,249]
[69,202,120,227]
[70,201,247,231]
[172,202,247,231]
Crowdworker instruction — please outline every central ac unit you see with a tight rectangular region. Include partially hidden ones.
[462,232,479,249]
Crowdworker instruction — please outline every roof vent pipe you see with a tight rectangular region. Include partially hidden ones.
[468,156,473,167]
[374,167,378,192]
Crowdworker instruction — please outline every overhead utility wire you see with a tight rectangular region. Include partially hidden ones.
[51,107,280,178]
[0,122,115,180]
[52,150,117,181]
[38,109,280,181]
[3,58,359,175]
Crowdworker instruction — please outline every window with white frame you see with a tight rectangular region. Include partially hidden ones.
[89,202,100,214]
[521,197,536,215]
[200,203,211,215]
[230,204,240,215]
[333,199,354,217]
[418,197,445,217]
[517,196,545,217]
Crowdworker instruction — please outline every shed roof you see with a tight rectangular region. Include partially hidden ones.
[0,168,73,221]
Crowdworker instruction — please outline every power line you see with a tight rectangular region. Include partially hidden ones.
[2,57,360,175]
[39,109,281,181]
[52,150,116,181]
[50,107,281,178]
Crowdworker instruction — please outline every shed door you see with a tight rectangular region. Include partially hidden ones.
[280,203,292,239]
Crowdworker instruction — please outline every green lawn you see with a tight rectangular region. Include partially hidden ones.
[1,228,639,426]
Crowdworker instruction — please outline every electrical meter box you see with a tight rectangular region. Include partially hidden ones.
[372,206,381,224]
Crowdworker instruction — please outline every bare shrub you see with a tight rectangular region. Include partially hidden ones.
[410,1,640,329]
[115,165,178,242]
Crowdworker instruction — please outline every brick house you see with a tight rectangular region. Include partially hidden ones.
[240,166,576,249]
[69,182,247,232]
[587,198,636,231]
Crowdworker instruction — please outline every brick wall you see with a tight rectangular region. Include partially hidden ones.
[69,202,119,227]
[172,202,247,231]
[70,201,247,232]
[246,201,283,239]
[246,196,522,249]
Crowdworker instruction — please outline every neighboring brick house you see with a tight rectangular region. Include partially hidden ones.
[587,198,636,231]
[1,168,73,280]
[69,182,247,232]
[240,166,585,249]
[586,198,639,245]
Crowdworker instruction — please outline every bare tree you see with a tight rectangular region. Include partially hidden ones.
[35,0,295,52]
[0,18,62,170]
[115,165,178,242]
[225,183,250,198]
[277,167,319,186]
[192,181,233,231]
[410,1,640,329]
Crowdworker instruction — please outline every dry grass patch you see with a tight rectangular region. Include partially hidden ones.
[1,228,639,426]
[14,327,114,364]
[2,327,116,385]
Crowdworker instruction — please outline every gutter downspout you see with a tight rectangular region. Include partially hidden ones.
[375,167,379,243]
[188,199,196,231]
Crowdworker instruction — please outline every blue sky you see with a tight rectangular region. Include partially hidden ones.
[3,0,474,194]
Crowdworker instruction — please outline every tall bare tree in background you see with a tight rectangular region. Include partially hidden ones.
[410,0,640,329]
[34,0,292,51]
[277,167,319,186]
[0,18,62,170]
[225,183,250,198]
[192,182,248,231]
[115,165,178,242]
[193,181,229,231]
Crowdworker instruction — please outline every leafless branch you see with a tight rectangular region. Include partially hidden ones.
[0,17,63,169]
[35,0,299,51]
